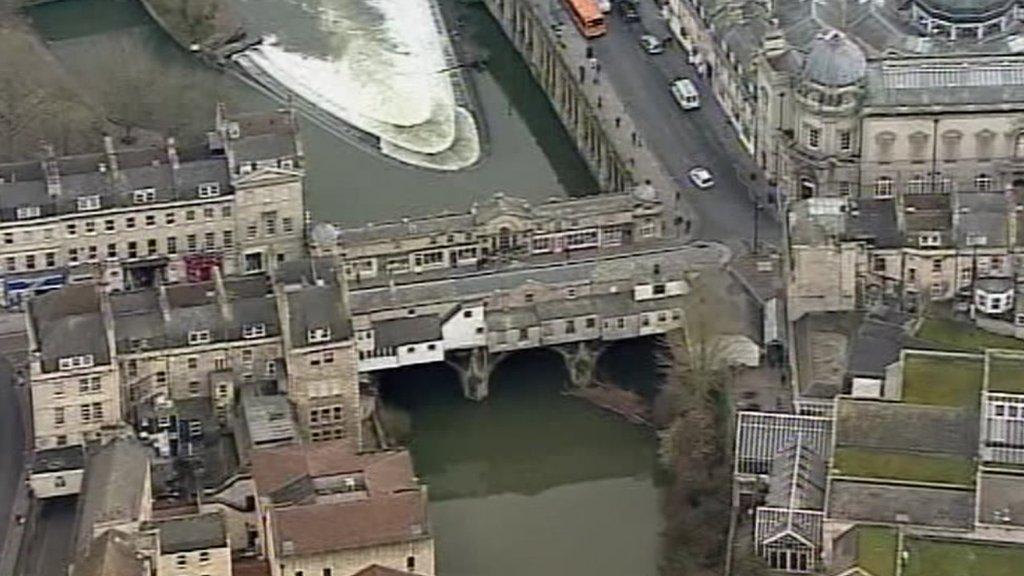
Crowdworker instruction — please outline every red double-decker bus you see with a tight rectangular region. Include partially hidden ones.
[563,0,606,38]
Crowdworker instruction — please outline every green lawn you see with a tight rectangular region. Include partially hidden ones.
[903,536,1024,576]
[917,318,1024,352]
[833,447,976,486]
[987,356,1024,394]
[902,354,983,408]
[855,526,898,576]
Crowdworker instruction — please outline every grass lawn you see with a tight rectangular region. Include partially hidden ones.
[833,447,976,486]
[917,318,1024,352]
[902,354,983,408]
[987,356,1024,394]
[854,526,898,576]
[903,536,1024,576]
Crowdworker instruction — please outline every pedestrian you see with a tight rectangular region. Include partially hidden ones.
[598,96,603,108]
[631,131,636,144]
[615,116,621,128]
[685,219,692,234]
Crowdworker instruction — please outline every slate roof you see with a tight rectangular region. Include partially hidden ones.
[74,529,145,576]
[30,284,109,372]
[75,438,151,554]
[373,315,442,347]
[32,445,85,474]
[146,512,228,554]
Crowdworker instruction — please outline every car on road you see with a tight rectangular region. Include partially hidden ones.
[597,0,612,12]
[617,0,640,22]
[639,35,664,55]
[688,167,715,189]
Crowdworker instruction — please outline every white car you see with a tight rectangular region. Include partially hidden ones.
[640,35,664,55]
[688,167,714,189]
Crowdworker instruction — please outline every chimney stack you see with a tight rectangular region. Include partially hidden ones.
[167,137,180,171]
[40,143,61,198]
[103,135,119,178]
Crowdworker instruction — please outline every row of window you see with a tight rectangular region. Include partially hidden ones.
[62,204,232,238]
[15,183,222,222]
[291,557,416,576]
[53,402,104,426]
[872,173,996,197]
[1,231,237,274]
[802,124,852,153]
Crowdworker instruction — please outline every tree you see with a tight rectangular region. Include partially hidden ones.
[82,34,231,145]
[0,26,102,161]
[656,274,737,576]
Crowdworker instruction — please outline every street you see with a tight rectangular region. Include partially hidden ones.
[589,0,781,246]
[19,497,76,576]
[0,355,26,567]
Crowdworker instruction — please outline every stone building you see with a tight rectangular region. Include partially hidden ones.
[667,0,1024,205]
[250,441,434,576]
[26,259,360,450]
[0,105,305,308]
[142,513,232,576]
[315,191,665,281]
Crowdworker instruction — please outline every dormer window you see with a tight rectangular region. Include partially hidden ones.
[307,327,331,344]
[187,330,211,346]
[242,323,267,339]
[57,354,94,370]
[133,188,156,204]
[197,182,220,198]
[77,195,101,211]
[16,206,40,220]
[919,233,941,248]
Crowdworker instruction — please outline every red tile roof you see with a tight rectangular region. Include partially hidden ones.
[251,440,415,497]
[273,490,428,556]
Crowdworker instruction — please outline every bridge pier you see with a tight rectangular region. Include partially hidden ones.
[448,347,492,401]
[555,341,603,389]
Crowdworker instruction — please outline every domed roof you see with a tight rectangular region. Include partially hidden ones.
[914,0,1014,23]
[803,30,866,88]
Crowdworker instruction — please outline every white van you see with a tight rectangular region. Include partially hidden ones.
[597,0,612,12]
[670,78,700,110]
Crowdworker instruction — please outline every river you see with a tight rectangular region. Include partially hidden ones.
[27,1,663,574]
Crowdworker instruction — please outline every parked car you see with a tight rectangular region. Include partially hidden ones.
[688,166,715,189]
[639,35,664,55]
[597,0,612,12]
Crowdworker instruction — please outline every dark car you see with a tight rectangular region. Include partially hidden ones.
[617,0,640,22]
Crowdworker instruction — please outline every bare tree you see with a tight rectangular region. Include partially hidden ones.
[82,34,231,144]
[0,26,102,161]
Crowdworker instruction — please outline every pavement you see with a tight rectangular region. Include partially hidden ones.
[549,0,782,248]
[0,333,28,576]
[18,497,77,576]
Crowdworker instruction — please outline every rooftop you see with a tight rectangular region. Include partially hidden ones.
[916,318,1024,353]
[901,353,983,408]
[832,446,975,486]
[241,393,299,449]
[32,445,85,474]
[986,353,1024,394]
[146,512,227,554]
[902,535,1024,576]
[75,438,151,554]
[274,490,428,557]
[831,525,898,576]
[826,479,975,528]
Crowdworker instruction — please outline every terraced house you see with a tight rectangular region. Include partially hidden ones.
[0,104,305,308]
[736,347,1024,573]
[316,191,665,281]
[25,258,360,450]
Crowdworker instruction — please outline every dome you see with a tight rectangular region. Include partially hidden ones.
[803,30,866,88]
[914,0,1014,24]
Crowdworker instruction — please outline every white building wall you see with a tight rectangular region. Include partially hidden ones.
[441,305,487,350]
[276,538,435,576]
[29,469,84,499]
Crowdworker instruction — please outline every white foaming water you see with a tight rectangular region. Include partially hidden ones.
[235,0,480,169]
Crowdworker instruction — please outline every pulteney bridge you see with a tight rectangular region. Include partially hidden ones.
[311,192,730,399]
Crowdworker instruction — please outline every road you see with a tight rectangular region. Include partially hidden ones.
[20,497,76,576]
[0,355,26,567]
[590,1,781,246]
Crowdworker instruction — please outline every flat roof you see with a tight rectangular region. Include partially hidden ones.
[148,512,227,554]
[832,446,975,486]
[32,445,85,474]
[902,535,1024,576]
[827,479,975,528]
[902,353,983,409]
[986,354,1024,395]
[977,470,1024,528]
